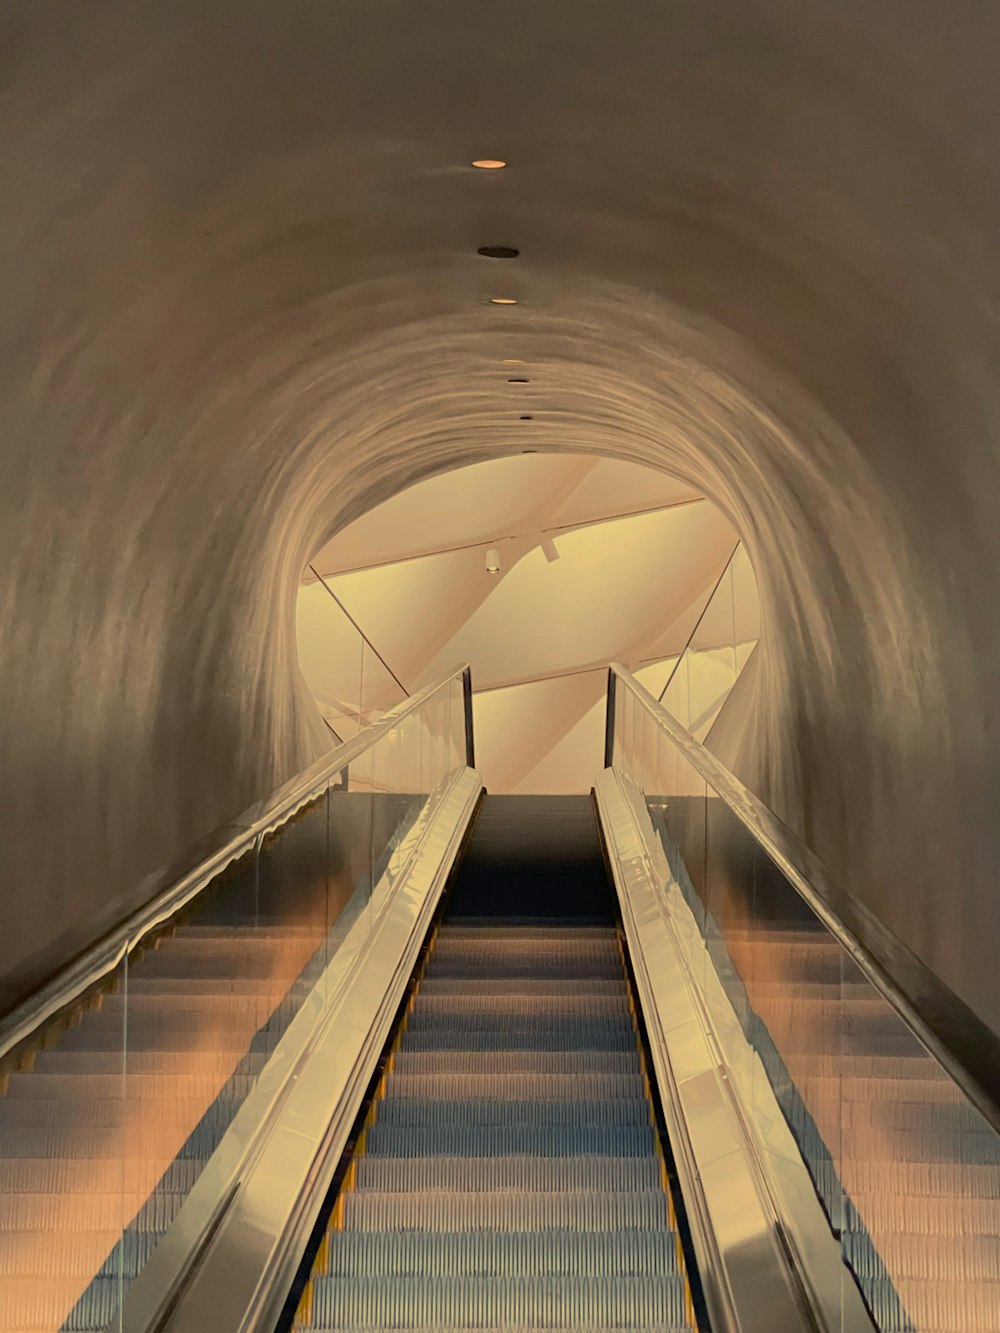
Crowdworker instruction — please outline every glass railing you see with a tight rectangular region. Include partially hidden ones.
[296,567,408,740]
[660,541,759,741]
[608,663,1000,1333]
[0,665,472,1333]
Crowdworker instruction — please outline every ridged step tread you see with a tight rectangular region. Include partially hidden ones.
[384,1072,646,1101]
[340,1189,675,1233]
[306,1274,691,1329]
[296,1327,686,1333]
[352,1155,663,1194]
[373,1097,652,1130]
[418,979,627,996]
[400,1028,636,1053]
[320,1230,684,1278]
[364,1124,658,1158]
[390,1050,639,1076]
[424,963,622,981]
[413,994,629,1017]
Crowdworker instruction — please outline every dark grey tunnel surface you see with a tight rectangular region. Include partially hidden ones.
[446,796,614,921]
[4,1,1000,1046]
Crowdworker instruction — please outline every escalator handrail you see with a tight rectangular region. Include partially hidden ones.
[0,662,475,1066]
[606,661,1000,1139]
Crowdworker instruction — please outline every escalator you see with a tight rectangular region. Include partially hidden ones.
[290,796,700,1332]
[1,662,999,1333]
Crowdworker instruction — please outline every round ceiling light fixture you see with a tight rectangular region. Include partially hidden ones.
[485,546,501,575]
[489,297,519,305]
[471,159,507,170]
[478,245,519,259]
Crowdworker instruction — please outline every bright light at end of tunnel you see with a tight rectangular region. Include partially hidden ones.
[471,158,507,170]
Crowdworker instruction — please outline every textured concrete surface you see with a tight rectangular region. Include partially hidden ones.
[1,2,999,1031]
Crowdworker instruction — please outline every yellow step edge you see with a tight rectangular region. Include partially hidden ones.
[292,1274,315,1327]
[328,1190,346,1233]
[618,932,697,1329]
[304,914,442,1290]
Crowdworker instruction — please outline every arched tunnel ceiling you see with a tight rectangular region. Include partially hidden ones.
[2,2,1000,1035]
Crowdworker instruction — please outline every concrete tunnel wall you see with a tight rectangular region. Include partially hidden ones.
[1,1,999,1034]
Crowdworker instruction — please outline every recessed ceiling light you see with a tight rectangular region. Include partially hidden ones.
[478,245,519,259]
[472,159,507,170]
[489,297,519,305]
[507,377,529,384]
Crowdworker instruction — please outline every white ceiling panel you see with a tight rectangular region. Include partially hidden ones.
[312,454,584,575]
[548,458,701,529]
[311,454,705,577]
[298,453,752,788]
[407,500,737,690]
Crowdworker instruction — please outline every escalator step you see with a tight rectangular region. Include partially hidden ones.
[297,1327,684,1333]
[373,1097,651,1129]
[0,1095,241,1129]
[307,1274,691,1329]
[843,1229,1000,1282]
[0,1232,122,1279]
[352,1155,662,1194]
[0,1193,180,1235]
[399,1028,636,1052]
[390,1050,639,1076]
[340,1189,673,1232]
[385,1072,646,1101]
[418,979,626,995]
[319,1230,684,1278]
[404,1014,633,1037]
[430,931,617,947]
[424,964,622,980]
[364,1124,658,1158]
[412,994,629,1017]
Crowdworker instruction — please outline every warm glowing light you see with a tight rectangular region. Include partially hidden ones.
[472,159,507,170]
[489,297,519,305]
[502,359,525,366]
[485,546,501,574]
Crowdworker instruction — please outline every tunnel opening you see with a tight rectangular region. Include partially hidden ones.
[295,451,760,793]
